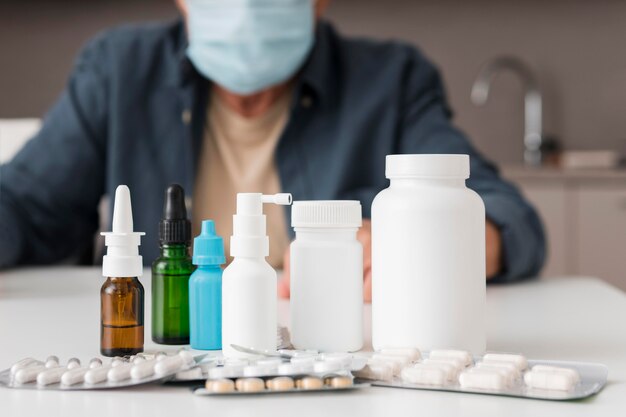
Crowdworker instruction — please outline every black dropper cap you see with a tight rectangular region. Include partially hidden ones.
[159,184,191,245]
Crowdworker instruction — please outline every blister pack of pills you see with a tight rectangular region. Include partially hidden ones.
[174,350,368,382]
[195,374,367,396]
[182,350,369,396]
[353,349,607,401]
[0,351,197,390]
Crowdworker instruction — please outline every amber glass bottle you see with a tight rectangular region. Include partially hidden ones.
[100,277,145,356]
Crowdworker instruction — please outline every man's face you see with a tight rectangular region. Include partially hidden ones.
[175,0,330,21]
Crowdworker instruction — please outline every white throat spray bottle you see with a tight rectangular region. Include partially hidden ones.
[222,193,292,358]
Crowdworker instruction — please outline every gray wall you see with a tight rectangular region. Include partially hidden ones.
[2,0,625,164]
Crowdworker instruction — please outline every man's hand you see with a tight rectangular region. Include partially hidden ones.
[486,220,503,279]
[278,219,503,300]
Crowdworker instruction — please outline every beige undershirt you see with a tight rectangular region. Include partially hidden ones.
[193,89,291,268]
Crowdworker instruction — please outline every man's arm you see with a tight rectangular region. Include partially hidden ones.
[0,36,108,268]
[397,49,546,282]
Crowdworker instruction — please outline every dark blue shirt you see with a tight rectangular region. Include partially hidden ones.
[0,20,545,281]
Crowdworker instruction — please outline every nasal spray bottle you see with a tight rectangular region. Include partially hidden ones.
[100,185,145,357]
[222,193,292,358]
[152,184,194,345]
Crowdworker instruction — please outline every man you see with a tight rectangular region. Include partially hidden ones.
[0,0,545,301]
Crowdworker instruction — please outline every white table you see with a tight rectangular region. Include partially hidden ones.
[1,267,625,416]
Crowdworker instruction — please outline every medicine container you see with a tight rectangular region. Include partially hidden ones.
[290,200,363,352]
[371,154,486,354]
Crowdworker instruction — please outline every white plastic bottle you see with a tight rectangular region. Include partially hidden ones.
[290,201,363,352]
[371,154,486,354]
[222,193,292,358]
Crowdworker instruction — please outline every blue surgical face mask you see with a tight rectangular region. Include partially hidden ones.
[186,0,315,95]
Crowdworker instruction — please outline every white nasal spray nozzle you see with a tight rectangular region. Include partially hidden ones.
[101,185,145,277]
[230,193,293,258]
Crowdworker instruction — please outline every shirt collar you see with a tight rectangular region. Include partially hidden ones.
[296,21,338,107]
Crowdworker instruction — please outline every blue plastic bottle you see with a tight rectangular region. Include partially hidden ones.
[189,220,225,350]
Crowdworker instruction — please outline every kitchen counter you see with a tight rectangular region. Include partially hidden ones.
[502,165,626,182]
[1,267,626,417]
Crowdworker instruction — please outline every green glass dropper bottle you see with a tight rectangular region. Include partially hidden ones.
[152,184,194,344]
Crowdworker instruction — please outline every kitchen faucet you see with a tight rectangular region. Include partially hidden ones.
[471,56,543,166]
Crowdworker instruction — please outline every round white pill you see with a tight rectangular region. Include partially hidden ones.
[45,356,60,369]
[178,350,194,365]
[89,358,103,369]
[313,360,343,373]
[243,364,277,377]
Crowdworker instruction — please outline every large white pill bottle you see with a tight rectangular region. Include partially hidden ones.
[371,154,486,354]
[290,201,363,352]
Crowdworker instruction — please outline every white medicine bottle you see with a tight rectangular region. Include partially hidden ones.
[371,154,486,354]
[290,201,363,352]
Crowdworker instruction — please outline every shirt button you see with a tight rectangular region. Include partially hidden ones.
[300,95,313,108]
[181,109,192,125]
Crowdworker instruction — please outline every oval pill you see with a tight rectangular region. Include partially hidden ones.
[353,363,394,382]
[207,378,235,393]
[459,369,507,390]
[297,376,324,390]
[524,370,577,391]
[61,368,89,386]
[482,353,527,371]
[329,376,352,388]
[131,360,156,380]
[108,363,134,382]
[429,350,472,367]
[530,365,580,383]
[10,358,39,375]
[267,376,294,391]
[238,377,265,392]
[154,355,184,376]
[37,366,68,385]
[401,365,446,386]
[379,348,421,362]
[14,365,46,384]
[85,366,112,385]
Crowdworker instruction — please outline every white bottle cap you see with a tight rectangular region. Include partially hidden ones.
[385,154,470,179]
[101,185,145,277]
[230,193,292,258]
[291,201,362,228]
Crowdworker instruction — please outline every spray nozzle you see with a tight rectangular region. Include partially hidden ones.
[261,193,292,205]
[101,185,145,277]
[231,192,293,258]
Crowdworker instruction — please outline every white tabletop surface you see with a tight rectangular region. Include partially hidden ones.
[1,267,625,416]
